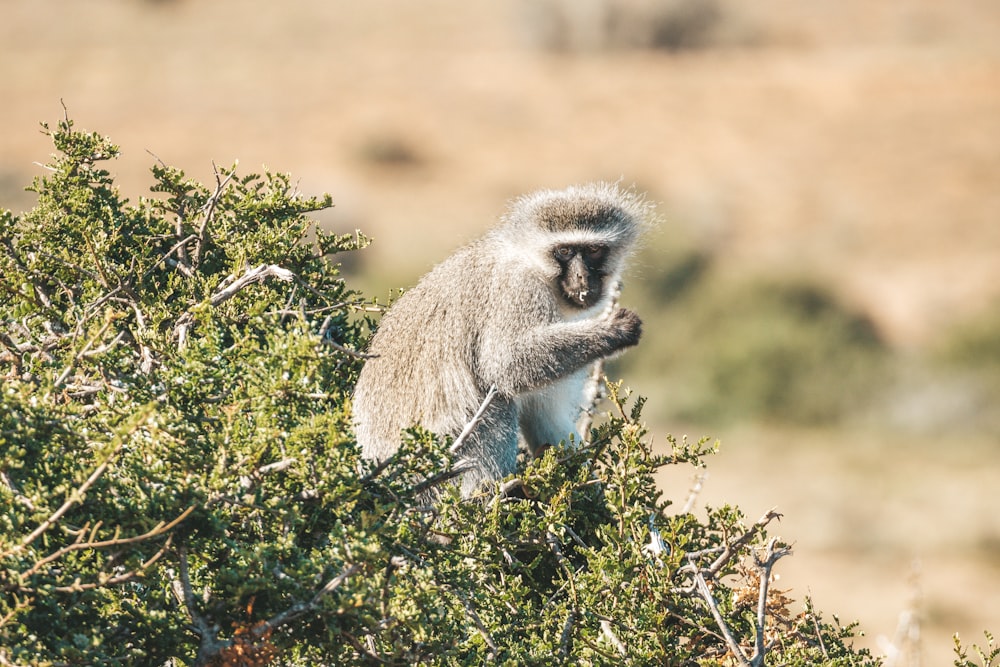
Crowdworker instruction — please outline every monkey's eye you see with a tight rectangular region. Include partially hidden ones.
[585,245,607,262]
[554,246,575,260]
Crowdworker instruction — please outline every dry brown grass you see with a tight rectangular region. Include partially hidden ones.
[2,1,999,663]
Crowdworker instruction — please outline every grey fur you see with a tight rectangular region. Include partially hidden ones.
[353,183,651,496]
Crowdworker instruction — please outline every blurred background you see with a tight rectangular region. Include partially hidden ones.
[2,0,998,662]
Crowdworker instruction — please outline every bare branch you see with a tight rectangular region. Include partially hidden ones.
[680,471,708,515]
[750,537,792,667]
[449,384,498,455]
[255,563,361,634]
[600,618,628,657]
[209,264,294,308]
[693,569,752,667]
[17,506,194,582]
[193,162,235,267]
[174,263,296,350]
[704,508,782,579]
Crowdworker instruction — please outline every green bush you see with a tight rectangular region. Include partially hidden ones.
[934,304,1000,434]
[624,259,889,426]
[0,118,883,665]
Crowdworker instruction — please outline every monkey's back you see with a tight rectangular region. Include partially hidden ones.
[352,236,539,470]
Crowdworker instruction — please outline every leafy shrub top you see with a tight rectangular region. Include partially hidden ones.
[0,117,881,665]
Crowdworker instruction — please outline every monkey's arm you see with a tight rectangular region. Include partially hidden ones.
[477,307,641,396]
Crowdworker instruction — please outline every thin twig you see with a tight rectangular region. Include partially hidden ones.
[256,563,361,634]
[193,162,235,267]
[599,618,628,657]
[17,506,194,582]
[680,471,708,515]
[449,385,498,455]
[2,410,149,559]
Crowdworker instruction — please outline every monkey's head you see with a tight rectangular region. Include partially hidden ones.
[500,182,652,310]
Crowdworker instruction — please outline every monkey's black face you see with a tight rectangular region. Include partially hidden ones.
[553,243,608,309]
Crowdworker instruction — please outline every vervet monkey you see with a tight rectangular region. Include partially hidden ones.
[353,183,651,496]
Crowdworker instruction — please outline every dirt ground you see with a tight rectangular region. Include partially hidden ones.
[2,1,999,663]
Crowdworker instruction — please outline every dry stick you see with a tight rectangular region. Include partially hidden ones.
[680,471,709,515]
[194,162,236,268]
[175,263,295,350]
[256,563,361,634]
[750,537,791,667]
[18,506,194,581]
[692,569,752,667]
[449,384,498,455]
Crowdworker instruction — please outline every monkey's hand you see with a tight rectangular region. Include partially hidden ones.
[605,307,643,349]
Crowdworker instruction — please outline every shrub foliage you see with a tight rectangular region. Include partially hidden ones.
[0,118,882,665]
